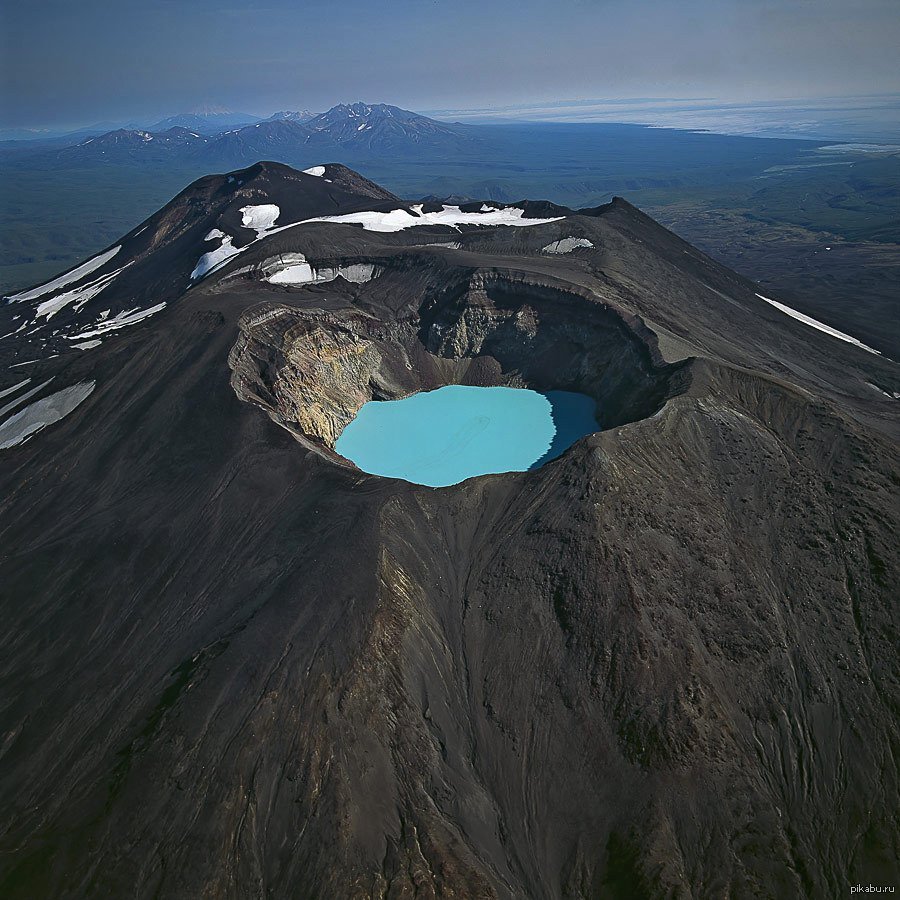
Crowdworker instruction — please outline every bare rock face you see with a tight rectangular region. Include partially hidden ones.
[0,163,897,899]
[280,326,380,447]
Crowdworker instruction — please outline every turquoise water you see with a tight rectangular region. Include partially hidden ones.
[335,385,599,487]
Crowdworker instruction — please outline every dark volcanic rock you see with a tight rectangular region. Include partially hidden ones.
[0,163,897,898]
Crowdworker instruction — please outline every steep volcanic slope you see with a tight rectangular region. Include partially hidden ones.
[0,163,897,898]
[0,162,399,363]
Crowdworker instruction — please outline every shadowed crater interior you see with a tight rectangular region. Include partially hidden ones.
[228,266,689,474]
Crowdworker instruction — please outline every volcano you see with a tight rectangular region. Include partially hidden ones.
[0,161,897,898]
[57,103,477,166]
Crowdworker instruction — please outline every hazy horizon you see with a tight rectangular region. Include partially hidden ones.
[2,93,899,145]
[2,0,899,132]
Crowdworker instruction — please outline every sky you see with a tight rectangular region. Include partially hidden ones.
[1,0,899,130]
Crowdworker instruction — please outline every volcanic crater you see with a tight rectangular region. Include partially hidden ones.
[229,264,687,471]
[0,161,897,898]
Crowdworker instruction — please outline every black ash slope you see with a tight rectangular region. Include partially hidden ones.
[0,161,398,364]
[0,162,897,899]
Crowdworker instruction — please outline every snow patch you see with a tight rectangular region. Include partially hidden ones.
[0,378,31,401]
[240,204,281,237]
[292,205,564,234]
[263,254,314,285]
[6,246,121,303]
[542,237,594,254]
[193,203,563,283]
[302,165,326,177]
[262,253,376,286]
[314,263,377,284]
[0,381,95,450]
[73,340,102,350]
[0,378,54,420]
[204,228,225,242]
[0,322,27,340]
[191,235,240,280]
[865,381,899,399]
[35,262,133,320]
[70,303,167,339]
[755,293,881,355]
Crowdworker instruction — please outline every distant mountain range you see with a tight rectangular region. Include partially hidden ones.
[0,108,261,143]
[76,103,471,161]
[6,104,474,161]
[146,110,263,134]
[305,102,467,148]
[265,110,315,123]
[74,127,210,151]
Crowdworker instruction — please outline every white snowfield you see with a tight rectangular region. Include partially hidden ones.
[303,165,326,177]
[204,228,226,242]
[297,204,565,233]
[755,293,881,356]
[6,246,121,303]
[262,253,314,284]
[240,204,281,237]
[308,262,376,284]
[191,203,565,281]
[69,303,167,340]
[0,381,95,450]
[261,253,377,286]
[542,237,594,254]
[191,235,241,280]
[0,377,54,420]
[35,262,133,320]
